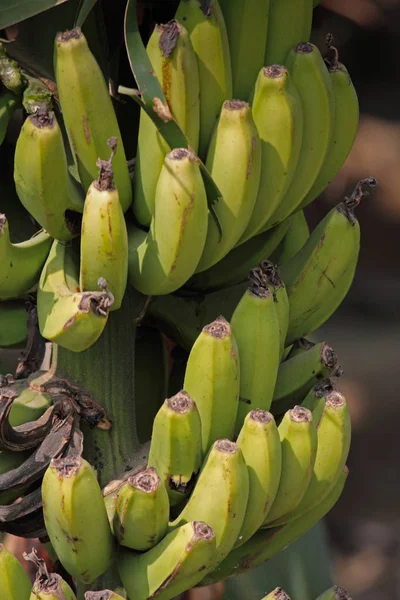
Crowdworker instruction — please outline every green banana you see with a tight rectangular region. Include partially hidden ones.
[281,390,351,523]
[128,148,208,295]
[0,543,31,600]
[264,0,313,65]
[263,406,317,526]
[8,374,52,427]
[170,439,249,562]
[80,139,128,310]
[219,0,269,100]
[263,589,291,600]
[114,467,169,551]
[0,300,27,347]
[119,521,217,600]
[316,586,352,600]
[195,100,261,272]
[85,593,125,600]
[0,43,23,93]
[0,90,19,146]
[38,240,113,352]
[235,410,282,546]
[269,209,309,265]
[135,326,169,444]
[239,65,303,242]
[301,378,336,426]
[133,19,200,226]
[14,110,84,241]
[147,391,202,507]
[175,0,232,158]
[281,178,377,344]
[268,43,335,227]
[300,43,359,210]
[42,455,114,584]
[231,272,280,432]
[202,466,348,583]
[187,220,289,292]
[0,214,52,300]
[285,337,315,360]
[271,341,342,415]
[183,316,239,454]
[259,261,290,358]
[26,549,76,599]
[54,27,131,211]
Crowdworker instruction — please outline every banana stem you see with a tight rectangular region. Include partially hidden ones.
[56,286,147,593]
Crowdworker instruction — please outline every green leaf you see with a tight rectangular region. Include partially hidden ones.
[0,0,69,30]
[123,0,223,238]
[74,0,98,27]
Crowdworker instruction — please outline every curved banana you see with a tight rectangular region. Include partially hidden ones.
[195,100,261,272]
[240,66,303,242]
[219,0,269,101]
[271,341,342,415]
[0,214,52,300]
[128,148,208,295]
[0,543,32,600]
[231,272,280,433]
[54,27,131,211]
[235,410,282,546]
[80,140,128,310]
[316,586,351,600]
[259,261,290,357]
[0,90,19,146]
[37,240,113,352]
[170,439,249,562]
[269,209,309,265]
[0,300,27,347]
[175,0,232,158]
[202,466,348,583]
[300,45,359,210]
[183,317,239,454]
[134,19,200,226]
[264,0,313,65]
[42,455,114,584]
[268,43,335,228]
[14,110,84,241]
[263,406,317,526]
[263,590,291,600]
[281,390,351,523]
[119,521,217,600]
[114,467,169,551]
[281,178,377,344]
[147,391,202,507]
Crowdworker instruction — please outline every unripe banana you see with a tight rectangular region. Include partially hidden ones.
[119,521,217,600]
[230,273,280,433]
[301,378,336,426]
[14,110,84,241]
[271,341,342,416]
[235,410,282,546]
[134,20,200,226]
[300,46,359,210]
[316,586,352,600]
[219,0,269,100]
[8,375,52,427]
[269,209,309,265]
[85,593,125,600]
[282,390,351,523]
[79,140,128,311]
[38,240,113,352]
[183,317,240,454]
[263,406,317,526]
[54,27,131,211]
[175,0,232,158]
[147,391,202,507]
[259,261,290,358]
[195,100,261,272]
[25,549,77,599]
[170,439,249,562]
[240,66,303,242]
[264,0,313,65]
[268,43,335,227]
[42,455,114,583]
[114,467,169,551]
[128,148,208,295]
[263,589,291,600]
[281,178,377,344]
[0,300,27,347]
[0,214,52,300]
[187,220,289,292]
[0,543,32,599]
[285,337,316,360]
[0,90,19,145]
[202,466,348,583]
